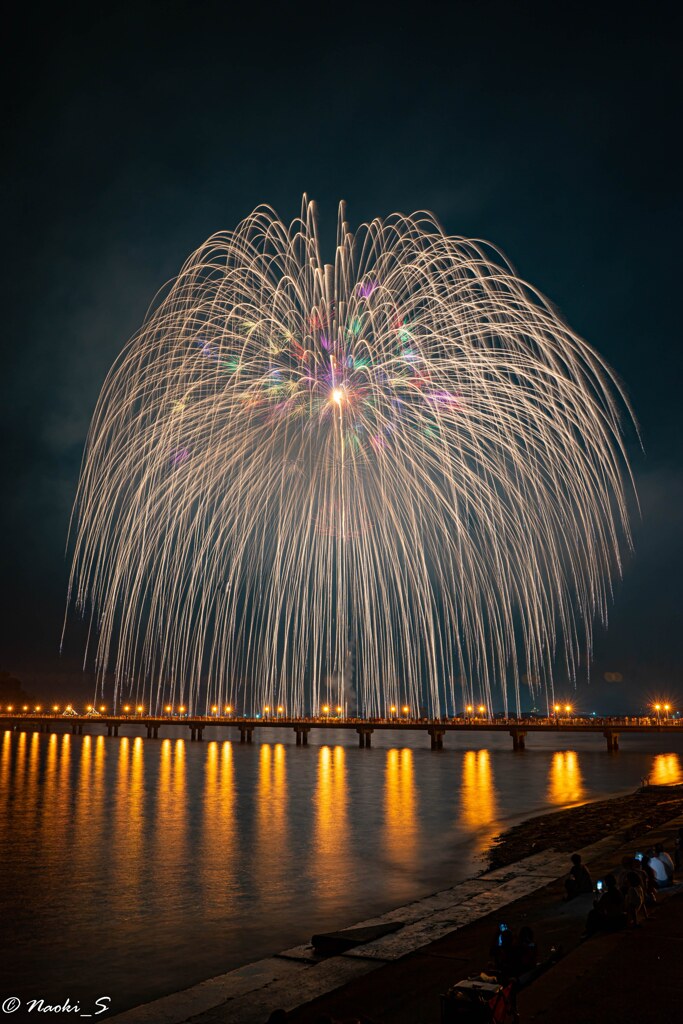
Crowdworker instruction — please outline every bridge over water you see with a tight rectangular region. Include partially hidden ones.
[2,714,681,752]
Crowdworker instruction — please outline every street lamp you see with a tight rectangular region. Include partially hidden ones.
[664,703,671,721]
[564,704,572,719]
[478,704,486,720]
[165,705,172,715]
[466,704,473,721]
[322,705,330,719]
[225,705,233,716]
[654,703,661,723]
[137,705,143,715]
[277,705,284,717]
[336,705,342,717]
[402,705,410,718]
[211,705,219,716]
[553,704,561,718]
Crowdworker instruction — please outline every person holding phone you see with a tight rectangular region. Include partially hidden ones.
[581,874,626,939]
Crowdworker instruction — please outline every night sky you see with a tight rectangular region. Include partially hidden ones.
[3,1,680,711]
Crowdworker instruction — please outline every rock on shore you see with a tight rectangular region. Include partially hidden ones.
[488,784,683,870]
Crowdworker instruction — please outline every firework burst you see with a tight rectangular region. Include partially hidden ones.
[65,197,635,715]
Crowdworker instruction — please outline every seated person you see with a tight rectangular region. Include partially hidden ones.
[654,843,674,882]
[675,828,683,872]
[624,871,648,927]
[564,853,593,899]
[490,926,516,982]
[647,848,672,889]
[512,926,537,976]
[582,874,626,937]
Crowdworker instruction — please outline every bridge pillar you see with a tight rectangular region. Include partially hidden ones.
[239,728,254,744]
[357,728,373,748]
[294,727,310,746]
[510,729,527,752]
[146,725,154,739]
[428,729,445,750]
[604,730,620,752]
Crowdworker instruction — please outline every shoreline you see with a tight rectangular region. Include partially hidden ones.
[109,782,683,1024]
[487,782,683,869]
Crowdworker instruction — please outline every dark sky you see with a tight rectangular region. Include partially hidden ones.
[2,1,681,711]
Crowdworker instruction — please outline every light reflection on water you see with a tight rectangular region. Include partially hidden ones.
[651,752,682,786]
[460,749,499,846]
[1,727,682,1013]
[547,750,585,805]
[314,745,349,906]
[385,747,417,871]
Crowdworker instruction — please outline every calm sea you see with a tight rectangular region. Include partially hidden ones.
[1,726,682,1015]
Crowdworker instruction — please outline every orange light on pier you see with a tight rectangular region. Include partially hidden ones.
[564,704,572,714]
[99,705,106,712]
[402,705,410,717]
[123,705,130,713]
[225,705,233,714]
[554,704,561,713]
[322,705,330,716]
[35,705,42,712]
[179,705,186,713]
[165,705,172,714]
[336,705,342,715]
[466,705,473,715]
[277,706,284,715]
[211,705,218,715]
[53,705,59,712]
[137,705,143,714]
[23,705,28,712]
[7,705,13,712]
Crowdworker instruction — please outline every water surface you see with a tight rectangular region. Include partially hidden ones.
[1,726,681,1014]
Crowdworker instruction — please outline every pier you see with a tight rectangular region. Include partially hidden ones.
[1,713,681,752]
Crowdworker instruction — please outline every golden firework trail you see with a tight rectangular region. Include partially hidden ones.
[65,197,636,715]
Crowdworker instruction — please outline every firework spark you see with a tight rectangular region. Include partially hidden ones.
[65,197,636,715]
